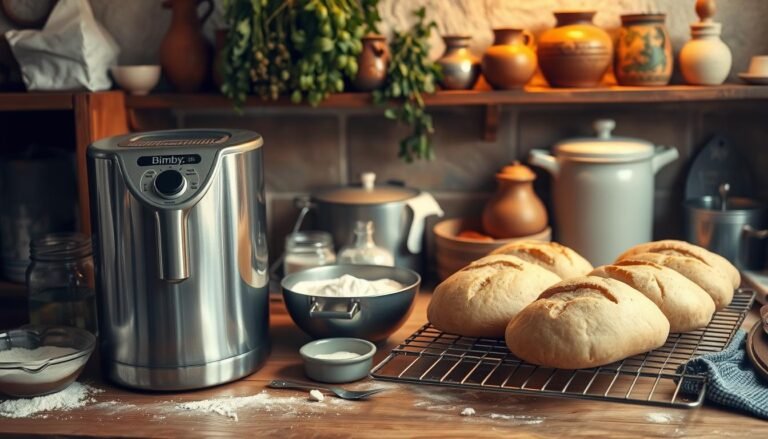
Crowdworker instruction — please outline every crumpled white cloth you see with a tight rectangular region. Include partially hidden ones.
[5,0,119,91]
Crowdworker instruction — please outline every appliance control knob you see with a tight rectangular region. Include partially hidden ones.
[154,170,186,199]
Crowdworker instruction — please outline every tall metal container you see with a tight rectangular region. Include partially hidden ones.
[87,129,270,390]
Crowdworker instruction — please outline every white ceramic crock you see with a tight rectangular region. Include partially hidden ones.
[529,119,678,266]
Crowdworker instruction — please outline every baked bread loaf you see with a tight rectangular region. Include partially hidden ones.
[590,260,716,333]
[618,252,733,309]
[489,240,593,280]
[505,276,670,369]
[428,254,562,338]
[616,240,739,289]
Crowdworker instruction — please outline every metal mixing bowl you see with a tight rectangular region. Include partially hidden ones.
[0,325,95,397]
[281,264,420,342]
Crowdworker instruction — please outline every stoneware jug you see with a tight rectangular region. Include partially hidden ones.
[679,0,731,85]
[160,0,214,93]
[615,14,672,86]
[353,34,389,91]
[538,11,613,87]
[529,119,678,266]
[437,35,480,90]
[482,161,548,239]
[481,28,537,89]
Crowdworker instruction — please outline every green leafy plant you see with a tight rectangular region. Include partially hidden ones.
[373,7,441,162]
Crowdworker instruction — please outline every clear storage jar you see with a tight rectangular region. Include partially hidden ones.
[26,233,97,334]
[283,231,336,276]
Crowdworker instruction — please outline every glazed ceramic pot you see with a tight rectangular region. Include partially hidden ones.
[615,14,672,86]
[538,11,613,88]
[482,161,548,239]
[481,28,537,89]
[679,0,731,85]
[436,35,480,90]
[160,0,214,92]
[352,34,389,91]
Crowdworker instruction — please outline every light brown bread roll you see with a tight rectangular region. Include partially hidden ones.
[619,252,733,309]
[617,240,739,289]
[489,240,593,280]
[505,276,670,369]
[590,260,716,333]
[428,254,562,338]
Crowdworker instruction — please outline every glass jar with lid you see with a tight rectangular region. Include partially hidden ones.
[283,231,336,275]
[26,233,98,334]
[337,221,395,266]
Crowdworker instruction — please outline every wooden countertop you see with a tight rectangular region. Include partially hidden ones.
[0,292,765,438]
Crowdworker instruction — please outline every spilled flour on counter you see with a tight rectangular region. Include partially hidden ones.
[0,382,103,418]
[489,413,545,425]
[646,412,679,424]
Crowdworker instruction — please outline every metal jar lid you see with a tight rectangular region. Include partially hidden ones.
[554,119,655,163]
[313,172,419,205]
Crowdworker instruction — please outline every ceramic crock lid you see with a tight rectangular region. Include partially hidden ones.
[497,161,536,181]
[313,172,419,204]
[553,119,655,162]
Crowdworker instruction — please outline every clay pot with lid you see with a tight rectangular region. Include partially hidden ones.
[538,11,613,87]
[352,34,390,91]
[481,28,537,89]
[436,35,480,90]
[482,162,548,239]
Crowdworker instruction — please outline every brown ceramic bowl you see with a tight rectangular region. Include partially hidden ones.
[433,217,551,281]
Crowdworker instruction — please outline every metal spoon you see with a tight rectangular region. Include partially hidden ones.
[267,379,387,400]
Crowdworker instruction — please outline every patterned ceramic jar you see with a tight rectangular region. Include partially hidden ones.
[615,14,673,86]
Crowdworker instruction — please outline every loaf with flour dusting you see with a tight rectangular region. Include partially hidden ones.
[427,254,561,338]
[489,240,593,280]
[505,276,670,369]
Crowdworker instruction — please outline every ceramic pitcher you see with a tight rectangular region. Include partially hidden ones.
[481,28,537,89]
[353,34,389,91]
[160,0,214,93]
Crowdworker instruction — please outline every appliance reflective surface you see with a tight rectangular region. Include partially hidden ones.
[87,129,270,390]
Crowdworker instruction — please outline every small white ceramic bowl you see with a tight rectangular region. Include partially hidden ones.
[110,65,161,95]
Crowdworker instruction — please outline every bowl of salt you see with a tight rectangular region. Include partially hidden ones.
[0,325,95,397]
[299,337,377,383]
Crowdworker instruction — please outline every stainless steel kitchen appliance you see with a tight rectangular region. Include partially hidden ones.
[87,129,270,390]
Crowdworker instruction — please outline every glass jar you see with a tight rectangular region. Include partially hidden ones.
[283,231,336,275]
[26,233,97,334]
[337,221,395,266]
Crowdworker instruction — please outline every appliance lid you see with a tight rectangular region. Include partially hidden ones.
[314,172,419,204]
[554,119,655,162]
[87,129,263,157]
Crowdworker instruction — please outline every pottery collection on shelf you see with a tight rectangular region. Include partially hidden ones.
[615,14,672,86]
[436,35,481,90]
[481,29,537,90]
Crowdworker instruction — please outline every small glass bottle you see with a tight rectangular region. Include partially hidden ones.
[337,221,395,266]
[26,233,98,334]
[283,231,336,275]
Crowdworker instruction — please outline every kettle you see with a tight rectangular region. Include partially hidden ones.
[529,119,678,265]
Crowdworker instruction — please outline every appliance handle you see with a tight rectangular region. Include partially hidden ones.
[744,224,768,239]
[155,209,190,282]
[529,149,560,176]
[309,299,360,320]
[651,145,679,174]
[405,192,444,254]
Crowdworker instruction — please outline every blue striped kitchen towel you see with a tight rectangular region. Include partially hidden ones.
[678,329,768,419]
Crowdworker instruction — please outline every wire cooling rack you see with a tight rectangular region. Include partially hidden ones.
[371,289,755,408]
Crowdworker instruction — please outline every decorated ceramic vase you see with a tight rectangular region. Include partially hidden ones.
[537,11,613,88]
[615,14,672,86]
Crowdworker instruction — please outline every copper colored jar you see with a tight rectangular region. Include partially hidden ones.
[482,161,548,239]
[437,35,480,90]
[353,34,390,91]
[160,0,214,92]
[481,28,537,89]
[538,11,613,87]
[615,14,672,86]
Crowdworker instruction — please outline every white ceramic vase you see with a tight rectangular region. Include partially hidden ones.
[680,24,732,85]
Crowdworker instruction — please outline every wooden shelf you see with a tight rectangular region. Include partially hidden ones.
[0,92,75,111]
[125,84,768,110]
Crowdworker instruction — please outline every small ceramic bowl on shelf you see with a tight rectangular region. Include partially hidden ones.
[110,65,161,95]
[0,325,96,397]
[299,337,377,383]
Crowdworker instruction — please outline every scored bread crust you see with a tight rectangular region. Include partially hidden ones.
[427,254,562,338]
[504,276,670,369]
[489,240,594,280]
[590,260,716,333]
[617,252,733,309]
[616,240,739,289]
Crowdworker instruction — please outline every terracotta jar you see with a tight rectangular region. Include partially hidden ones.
[679,0,731,85]
[482,162,548,239]
[615,14,672,86]
[436,35,480,90]
[160,0,214,93]
[353,34,389,91]
[481,28,537,89]
[537,11,613,88]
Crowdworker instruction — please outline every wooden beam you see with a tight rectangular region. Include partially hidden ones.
[483,104,500,142]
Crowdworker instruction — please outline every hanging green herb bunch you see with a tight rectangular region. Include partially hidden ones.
[373,7,441,162]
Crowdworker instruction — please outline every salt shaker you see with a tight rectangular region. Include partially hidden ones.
[337,221,395,266]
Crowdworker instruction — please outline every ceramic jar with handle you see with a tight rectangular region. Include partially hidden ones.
[615,14,672,86]
[529,119,679,266]
[482,161,548,239]
[437,35,480,90]
[481,28,537,89]
[538,11,613,87]
[160,0,214,93]
[352,34,390,91]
